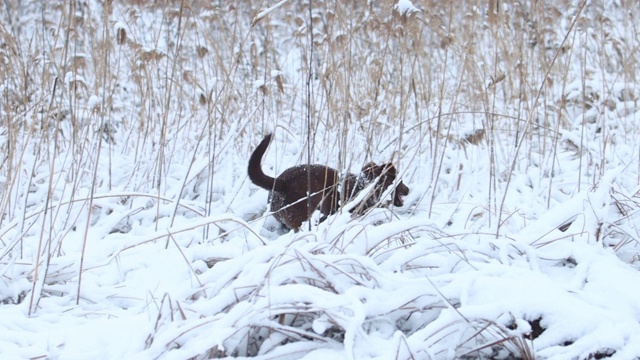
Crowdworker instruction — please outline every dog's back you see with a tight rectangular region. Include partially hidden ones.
[270,164,340,230]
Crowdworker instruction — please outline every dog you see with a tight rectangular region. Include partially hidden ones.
[248,133,409,231]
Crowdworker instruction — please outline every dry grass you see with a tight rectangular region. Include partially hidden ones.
[1,0,640,358]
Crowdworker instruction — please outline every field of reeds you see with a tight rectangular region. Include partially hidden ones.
[2,1,640,358]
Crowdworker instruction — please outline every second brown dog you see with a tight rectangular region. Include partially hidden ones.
[248,134,410,231]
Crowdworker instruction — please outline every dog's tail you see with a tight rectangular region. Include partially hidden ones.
[248,133,280,191]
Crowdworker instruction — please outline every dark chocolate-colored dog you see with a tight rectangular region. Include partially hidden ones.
[248,134,409,231]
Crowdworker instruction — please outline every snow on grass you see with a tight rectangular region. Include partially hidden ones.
[1,0,640,359]
[394,0,421,16]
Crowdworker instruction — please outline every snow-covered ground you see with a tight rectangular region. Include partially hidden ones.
[2,1,640,359]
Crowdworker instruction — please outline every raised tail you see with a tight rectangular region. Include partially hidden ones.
[248,133,278,191]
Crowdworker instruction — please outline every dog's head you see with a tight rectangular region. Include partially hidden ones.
[361,162,409,207]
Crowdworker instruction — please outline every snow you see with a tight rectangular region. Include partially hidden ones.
[2,0,640,359]
[253,0,290,26]
[394,0,421,16]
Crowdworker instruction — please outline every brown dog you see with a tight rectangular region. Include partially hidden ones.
[248,134,409,231]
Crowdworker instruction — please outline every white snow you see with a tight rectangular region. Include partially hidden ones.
[1,1,640,359]
[394,0,421,16]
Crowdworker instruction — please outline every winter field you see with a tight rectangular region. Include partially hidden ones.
[1,0,640,359]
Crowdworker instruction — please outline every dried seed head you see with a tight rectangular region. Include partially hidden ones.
[196,46,208,58]
[116,27,127,45]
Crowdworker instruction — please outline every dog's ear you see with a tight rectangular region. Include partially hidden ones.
[381,163,397,177]
[362,162,399,180]
[361,162,381,179]
[361,162,376,172]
